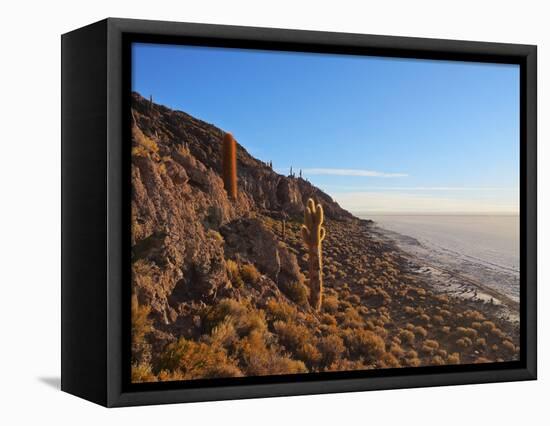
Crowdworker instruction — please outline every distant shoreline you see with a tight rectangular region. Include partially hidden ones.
[365,218,520,324]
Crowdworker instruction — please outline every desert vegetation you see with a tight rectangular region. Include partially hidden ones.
[130,93,520,383]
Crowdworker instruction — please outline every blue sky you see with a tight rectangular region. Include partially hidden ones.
[132,43,520,214]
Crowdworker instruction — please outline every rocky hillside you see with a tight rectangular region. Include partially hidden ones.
[131,93,519,382]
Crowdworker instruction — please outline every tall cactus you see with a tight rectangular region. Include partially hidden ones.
[222,132,237,199]
[301,198,326,311]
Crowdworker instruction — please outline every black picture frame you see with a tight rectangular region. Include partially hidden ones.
[61,17,537,407]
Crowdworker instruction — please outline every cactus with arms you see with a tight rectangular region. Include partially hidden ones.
[301,198,326,311]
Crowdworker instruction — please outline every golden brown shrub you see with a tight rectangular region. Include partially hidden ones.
[345,329,385,361]
[475,337,487,348]
[379,352,400,368]
[266,298,297,322]
[296,343,322,367]
[321,313,337,326]
[447,352,461,364]
[322,295,339,313]
[131,362,156,383]
[158,338,242,379]
[236,330,307,376]
[273,321,311,352]
[240,263,261,284]
[456,337,472,349]
[481,321,496,333]
[226,260,244,288]
[413,326,428,338]
[398,329,415,345]
[318,335,345,366]
[420,339,440,355]
[502,340,516,354]
[131,294,152,346]
[431,355,445,365]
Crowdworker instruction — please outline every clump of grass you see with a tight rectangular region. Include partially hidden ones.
[240,263,261,284]
[280,280,309,306]
[131,362,156,383]
[226,260,244,289]
[456,337,472,349]
[420,339,439,355]
[131,294,152,346]
[447,352,461,364]
[345,329,385,362]
[322,295,339,313]
[318,335,345,367]
[158,337,242,380]
[413,326,428,338]
[398,329,415,345]
[265,298,297,322]
[273,321,311,352]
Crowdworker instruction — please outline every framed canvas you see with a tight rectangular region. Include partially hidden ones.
[61,18,537,407]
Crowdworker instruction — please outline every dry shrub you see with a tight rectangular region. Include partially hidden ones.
[480,321,496,333]
[203,299,266,337]
[131,362,156,383]
[406,349,418,359]
[475,337,487,348]
[226,260,244,289]
[133,126,159,155]
[379,352,400,368]
[439,309,452,318]
[341,307,364,328]
[131,294,152,346]
[236,330,306,376]
[413,326,428,338]
[266,298,297,322]
[346,294,361,304]
[406,357,421,367]
[432,314,444,325]
[208,317,238,349]
[390,343,405,358]
[420,339,440,355]
[240,263,261,284]
[280,280,309,306]
[456,327,478,340]
[322,295,339,313]
[471,321,482,330]
[345,329,385,361]
[502,340,516,354]
[321,313,337,326]
[398,329,415,345]
[327,358,367,372]
[418,314,431,325]
[464,309,485,321]
[158,337,242,380]
[456,337,472,349]
[408,287,426,297]
[490,327,506,340]
[431,355,445,365]
[404,306,416,315]
[318,335,345,366]
[447,352,461,364]
[273,321,311,352]
[296,343,322,367]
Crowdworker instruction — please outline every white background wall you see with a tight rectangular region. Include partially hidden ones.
[0,0,546,424]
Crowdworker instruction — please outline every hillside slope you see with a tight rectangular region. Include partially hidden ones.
[130,93,519,382]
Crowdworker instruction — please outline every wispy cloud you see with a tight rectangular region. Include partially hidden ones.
[332,191,519,214]
[302,168,408,178]
[323,186,516,192]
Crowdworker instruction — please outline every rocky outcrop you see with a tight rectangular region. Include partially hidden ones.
[130,92,353,330]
